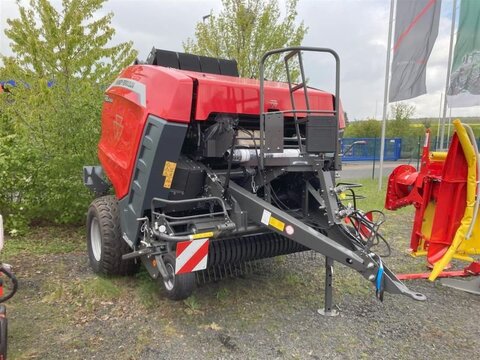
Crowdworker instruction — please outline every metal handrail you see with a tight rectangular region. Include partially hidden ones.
[258,47,341,173]
[151,196,229,221]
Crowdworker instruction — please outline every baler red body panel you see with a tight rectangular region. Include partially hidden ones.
[99,64,344,199]
[99,65,194,198]
[178,69,342,123]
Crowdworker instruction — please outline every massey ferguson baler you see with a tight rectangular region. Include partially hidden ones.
[84,47,425,311]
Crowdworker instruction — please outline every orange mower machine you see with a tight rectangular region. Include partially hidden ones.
[385,120,480,294]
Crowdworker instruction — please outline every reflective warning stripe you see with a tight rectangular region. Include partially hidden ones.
[261,209,286,232]
[191,232,214,240]
[190,252,209,272]
[269,216,285,231]
[175,239,209,274]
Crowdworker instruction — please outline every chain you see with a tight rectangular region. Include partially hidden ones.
[251,175,258,193]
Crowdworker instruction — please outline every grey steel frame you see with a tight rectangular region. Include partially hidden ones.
[150,196,235,242]
[253,47,425,312]
[259,46,340,172]
[226,182,426,302]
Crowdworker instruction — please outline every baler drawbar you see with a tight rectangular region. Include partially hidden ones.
[84,46,425,311]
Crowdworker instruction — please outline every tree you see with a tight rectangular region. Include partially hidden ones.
[0,0,136,233]
[390,102,415,122]
[4,0,135,83]
[387,103,415,138]
[183,0,308,81]
[344,119,382,138]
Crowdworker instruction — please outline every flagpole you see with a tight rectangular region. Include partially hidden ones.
[378,0,395,191]
[436,92,443,149]
[440,0,457,149]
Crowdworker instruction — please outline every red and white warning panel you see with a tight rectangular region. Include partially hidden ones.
[175,238,210,274]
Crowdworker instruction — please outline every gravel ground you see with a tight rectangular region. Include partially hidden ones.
[6,211,480,360]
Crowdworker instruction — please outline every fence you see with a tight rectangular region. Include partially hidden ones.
[343,134,480,164]
[404,135,480,160]
[341,138,402,161]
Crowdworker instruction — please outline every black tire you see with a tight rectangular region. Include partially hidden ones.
[86,196,139,276]
[161,252,196,301]
[0,305,7,360]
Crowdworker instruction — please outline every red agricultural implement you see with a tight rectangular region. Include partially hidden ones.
[0,215,19,360]
[386,120,480,294]
[84,47,425,313]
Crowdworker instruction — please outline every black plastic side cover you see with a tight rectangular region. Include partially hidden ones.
[305,115,338,153]
[119,115,187,247]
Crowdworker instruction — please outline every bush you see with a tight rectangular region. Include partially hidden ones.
[0,0,137,234]
[344,118,382,138]
[0,79,102,234]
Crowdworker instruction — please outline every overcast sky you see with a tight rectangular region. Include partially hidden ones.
[1,0,478,120]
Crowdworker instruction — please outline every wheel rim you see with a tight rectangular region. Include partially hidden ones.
[90,217,102,262]
[164,263,175,291]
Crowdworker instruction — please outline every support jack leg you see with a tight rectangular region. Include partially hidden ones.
[318,257,339,317]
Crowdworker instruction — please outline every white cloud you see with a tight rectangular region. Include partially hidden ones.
[0,0,19,57]
[1,0,479,118]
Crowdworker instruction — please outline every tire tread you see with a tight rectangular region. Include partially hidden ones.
[87,196,138,276]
